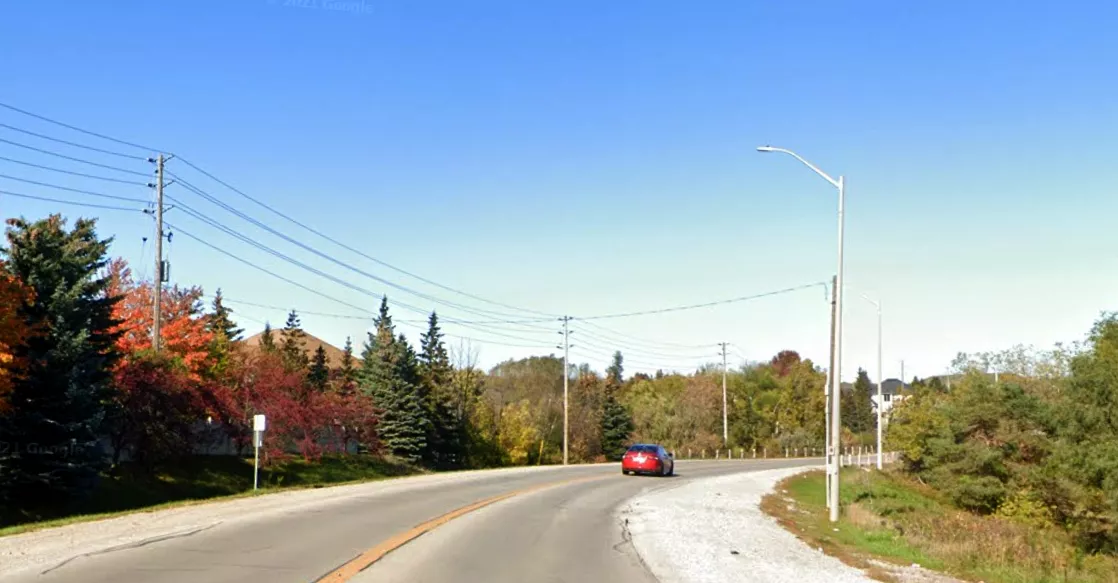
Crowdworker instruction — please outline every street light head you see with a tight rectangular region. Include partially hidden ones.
[756,145,776,153]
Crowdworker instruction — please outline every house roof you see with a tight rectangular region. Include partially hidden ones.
[242,330,358,369]
[840,378,909,395]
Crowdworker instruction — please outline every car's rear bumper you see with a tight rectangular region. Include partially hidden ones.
[622,460,663,474]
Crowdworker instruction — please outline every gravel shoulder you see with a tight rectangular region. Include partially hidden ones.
[622,466,877,583]
[0,464,599,581]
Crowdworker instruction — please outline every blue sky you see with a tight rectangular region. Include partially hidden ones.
[1,0,1116,380]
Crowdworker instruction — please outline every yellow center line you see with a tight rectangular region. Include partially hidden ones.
[316,473,610,582]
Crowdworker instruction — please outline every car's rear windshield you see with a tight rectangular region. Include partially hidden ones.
[627,445,658,453]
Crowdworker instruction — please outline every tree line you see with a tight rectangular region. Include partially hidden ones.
[886,313,1118,556]
[0,213,877,524]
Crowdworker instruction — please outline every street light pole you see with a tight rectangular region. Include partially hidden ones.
[719,342,729,445]
[758,145,845,523]
[861,293,883,470]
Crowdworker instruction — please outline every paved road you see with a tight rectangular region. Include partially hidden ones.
[5,459,815,583]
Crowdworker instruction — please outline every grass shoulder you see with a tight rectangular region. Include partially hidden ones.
[0,454,423,536]
[762,469,1118,583]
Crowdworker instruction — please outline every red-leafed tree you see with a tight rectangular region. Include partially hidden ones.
[770,350,802,378]
[106,259,214,378]
[0,266,33,412]
[220,350,379,463]
[104,259,227,466]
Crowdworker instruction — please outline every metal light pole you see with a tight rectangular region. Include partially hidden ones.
[758,145,845,523]
[861,293,883,470]
[719,342,729,445]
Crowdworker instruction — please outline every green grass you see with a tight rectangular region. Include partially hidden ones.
[0,454,421,536]
[763,469,1118,583]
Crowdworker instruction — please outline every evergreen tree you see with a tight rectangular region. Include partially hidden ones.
[606,351,624,390]
[0,215,121,508]
[259,323,276,352]
[358,297,428,462]
[598,351,632,461]
[600,390,634,461]
[339,336,356,395]
[418,312,460,467]
[308,345,329,392]
[207,289,243,341]
[843,368,876,434]
[280,310,308,372]
[205,289,242,379]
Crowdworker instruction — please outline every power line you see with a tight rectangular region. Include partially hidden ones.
[172,158,557,318]
[210,295,550,326]
[0,188,143,213]
[0,122,147,159]
[0,102,159,153]
[165,175,546,322]
[166,222,380,315]
[0,173,149,204]
[0,154,150,185]
[166,211,559,344]
[575,282,827,320]
[572,318,715,352]
[0,137,150,177]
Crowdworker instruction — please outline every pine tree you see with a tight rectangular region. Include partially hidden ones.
[280,310,308,372]
[207,289,243,341]
[339,336,356,395]
[259,323,276,352]
[358,297,428,463]
[600,391,634,461]
[606,351,624,390]
[205,289,242,380]
[418,312,460,467]
[0,215,121,508]
[598,351,632,461]
[308,345,329,392]
[843,368,876,434]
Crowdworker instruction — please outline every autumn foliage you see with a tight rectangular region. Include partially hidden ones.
[103,259,378,466]
[0,267,32,412]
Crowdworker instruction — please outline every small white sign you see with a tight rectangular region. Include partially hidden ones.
[254,431,264,448]
[254,414,267,432]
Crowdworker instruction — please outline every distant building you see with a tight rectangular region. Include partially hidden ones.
[870,378,909,421]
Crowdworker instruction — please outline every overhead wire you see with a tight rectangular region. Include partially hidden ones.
[0,122,148,160]
[164,211,558,347]
[575,282,827,320]
[165,174,551,323]
[172,157,559,319]
[0,102,159,153]
[0,173,149,204]
[0,154,151,185]
[0,188,144,213]
[0,137,151,177]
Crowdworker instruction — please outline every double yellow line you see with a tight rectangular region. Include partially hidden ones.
[316,473,608,582]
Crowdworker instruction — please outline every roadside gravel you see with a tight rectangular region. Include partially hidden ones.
[0,464,584,581]
[623,466,876,583]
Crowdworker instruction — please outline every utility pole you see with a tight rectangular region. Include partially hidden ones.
[719,342,729,445]
[558,316,573,466]
[151,154,165,353]
[875,299,883,470]
[826,275,837,509]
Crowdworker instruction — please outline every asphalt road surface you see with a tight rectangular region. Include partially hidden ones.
[5,459,816,583]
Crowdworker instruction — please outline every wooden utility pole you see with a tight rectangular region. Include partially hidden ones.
[152,154,165,353]
[558,316,573,465]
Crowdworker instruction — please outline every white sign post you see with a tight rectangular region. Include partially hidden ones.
[253,414,266,491]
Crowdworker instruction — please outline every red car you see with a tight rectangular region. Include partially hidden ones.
[621,444,674,476]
